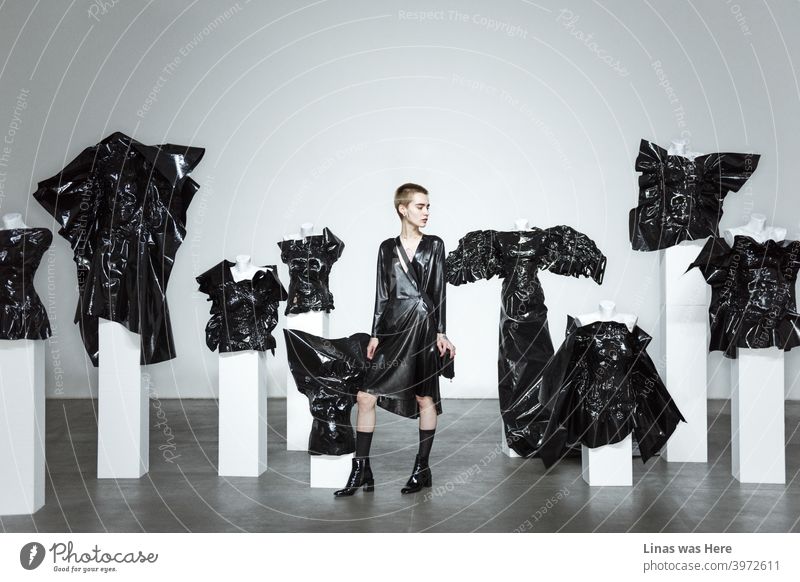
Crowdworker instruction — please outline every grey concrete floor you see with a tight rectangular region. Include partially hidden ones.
[1,398,799,533]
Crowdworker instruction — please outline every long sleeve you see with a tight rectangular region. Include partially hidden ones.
[430,239,446,334]
[371,243,389,337]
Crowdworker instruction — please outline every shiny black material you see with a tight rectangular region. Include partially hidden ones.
[630,139,760,251]
[0,228,52,340]
[688,235,800,358]
[537,317,685,468]
[284,328,370,455]
[277,227,344,315]
[334,457,375,497]
[400,454,432,494]
[196,261,287,353]
[32,131,204,365]
[446,226,606,456]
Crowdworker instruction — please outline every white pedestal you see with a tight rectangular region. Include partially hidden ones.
[286,311,329,451]
[581,434,633,486]
[310,452,354,488]
[731,348,785,484]
[219,350,268,477]
[0,340,45,515]
[97,319,148,479]
[500,424,520,458]
[661,242,709,463]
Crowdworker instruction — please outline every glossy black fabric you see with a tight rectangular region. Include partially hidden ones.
[630,139,760,251]
[536,317,685,467]
[0,228,52,340]
[32,131,204,365]
[196,261,287,353]
[688,235,800,358]
[446,226,606,456]
[284,328,371,455]
[277,227,344,315]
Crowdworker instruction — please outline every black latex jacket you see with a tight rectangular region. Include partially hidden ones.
[446,226,606,456]
[277,227,344,315]
[196,261,287,353]
[536,317,685,468]
[32,131,204,365]
[630,139,760,251]
[0,227,53,340]
[284,328,370,455]
[688,235,800,358]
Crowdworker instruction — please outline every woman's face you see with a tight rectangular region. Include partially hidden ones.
[400,192,430,228]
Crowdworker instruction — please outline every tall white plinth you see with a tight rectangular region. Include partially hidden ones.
[286,311,329,451]
[661,242,709,463]
[731,348,785,484]
[97,319,147,479]
[581,434,633,486]
[310,453,354,488]
[0,340,45,514]
[219,350,268,476]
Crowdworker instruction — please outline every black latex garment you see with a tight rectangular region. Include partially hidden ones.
[284,329,370,455]
[536,317,685,468]
[32,132,204,365]
[277,227,344,315]
[0,228,53,340]
[630,139,760,251]
[446,226,606,457]
[688,235,800,358]
[196,261,287,353]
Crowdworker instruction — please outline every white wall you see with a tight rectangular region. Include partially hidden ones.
[1,0,798,400]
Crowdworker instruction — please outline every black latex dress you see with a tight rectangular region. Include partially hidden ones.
[284,329,370,455]
[277,227,344,315]
[536,317,685,468]
[630,139,760,251]
[196,261,287,353]
[688,235,800,358]
[446,226,606,457]
[0,228,53,340]
[32,131,204,365]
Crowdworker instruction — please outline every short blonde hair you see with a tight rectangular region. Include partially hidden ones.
[394,183,429,218]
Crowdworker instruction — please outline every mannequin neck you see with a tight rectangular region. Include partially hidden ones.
[300,222,314,238]
[599,300,616,319]
[514,218,530,231]
[230,255,263,281]
[746,214,767,233]
[2,213,27,229]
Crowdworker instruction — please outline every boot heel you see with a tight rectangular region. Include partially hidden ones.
[363,479,375,492]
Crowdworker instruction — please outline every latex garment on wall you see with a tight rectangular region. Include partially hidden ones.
[629,139,760,251]
[536,317,685,468]
[277,227,344,315]
[0,227,52,340]
[196,261,287,353]
[446,226,606,456]
[32,132,204,365]
[284,328,370,455]
[688,235,800,358]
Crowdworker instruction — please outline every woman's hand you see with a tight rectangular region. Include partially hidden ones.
[437,333,456,359]
[366,337,379,360]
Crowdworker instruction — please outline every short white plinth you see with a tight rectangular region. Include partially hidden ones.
[310,453,354,488]
[500,423,521,458]
[581,434,633,486]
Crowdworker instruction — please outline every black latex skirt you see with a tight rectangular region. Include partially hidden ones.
[630,139,760,251]
[0,227,53,340]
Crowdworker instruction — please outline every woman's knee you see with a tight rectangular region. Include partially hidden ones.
[357,391,377,408]
[416,395,434,408]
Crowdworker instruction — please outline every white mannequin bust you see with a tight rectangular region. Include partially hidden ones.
[230,254,265,282]
[1,212,28,229]
[724,213,786,246]
[668,138,700,160]
[283,222,316,241]
[514,218,530,231]
[576,300,637,332]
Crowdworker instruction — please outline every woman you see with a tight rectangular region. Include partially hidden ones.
[335,183,456,496]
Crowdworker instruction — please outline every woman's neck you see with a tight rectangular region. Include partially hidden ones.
[400,223,421,239]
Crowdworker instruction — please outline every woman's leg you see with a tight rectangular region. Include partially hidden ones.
[355,390,377,458]
[415,395,437,459]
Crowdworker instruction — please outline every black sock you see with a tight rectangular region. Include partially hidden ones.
[418,429,436,461]
[355,431,373,458]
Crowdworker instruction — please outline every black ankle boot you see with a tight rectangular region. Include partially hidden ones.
[334,457,374,497]
[400,454,432,494]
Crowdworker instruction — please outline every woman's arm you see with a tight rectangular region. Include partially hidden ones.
[431,239,446,334]
[371,243,388,338]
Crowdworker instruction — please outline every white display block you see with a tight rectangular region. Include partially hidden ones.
[310,453,354,488]
[0,340,45,515]
[97,319,148,479]
[581,434,633,486]
[286,311,329,451]
[661,241,709,463]
[218,350,268,477]
[731,348,786,484]
[500,423,521,458]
